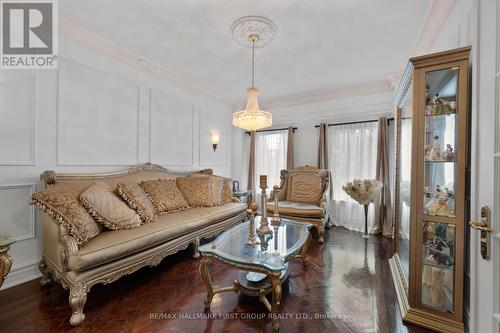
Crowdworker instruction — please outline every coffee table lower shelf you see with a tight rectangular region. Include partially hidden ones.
[199,237,310,333]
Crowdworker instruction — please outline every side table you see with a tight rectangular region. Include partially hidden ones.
[234,190,251,207]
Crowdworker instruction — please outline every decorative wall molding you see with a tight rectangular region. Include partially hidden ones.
[258,80,392,110]
[0,258,41,291]
[56,58,141,166]
[271,100,393,124]
[0,72,37,165]
[0,183,36,241]
[149,88,195,167]
[60,18,235,107]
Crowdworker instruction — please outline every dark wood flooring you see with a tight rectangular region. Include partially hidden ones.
[0,227,434,333]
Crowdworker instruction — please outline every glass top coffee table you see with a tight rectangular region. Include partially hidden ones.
[198,216,312,333]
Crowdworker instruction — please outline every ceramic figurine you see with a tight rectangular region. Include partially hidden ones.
[424,144,432,160]
[428,93,454,115]
[428,135,442,160]
[442,144,455,161]
[425,186,454,216]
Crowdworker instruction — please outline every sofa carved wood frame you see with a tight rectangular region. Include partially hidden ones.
[36,163,245,326]
[269,166,332,243]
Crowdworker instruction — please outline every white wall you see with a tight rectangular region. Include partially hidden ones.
[0,37,233,290]
[430,0,474,53]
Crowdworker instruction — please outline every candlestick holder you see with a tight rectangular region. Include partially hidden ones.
[245,204,259,246]
[260,183,268,222]
[271,185,281,225]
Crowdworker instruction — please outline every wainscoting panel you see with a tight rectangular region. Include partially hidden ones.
[149,89,194,166]
[199,109,227,167]
[0,184,35,241]
[0,72,36,165]
[57,59,140,165]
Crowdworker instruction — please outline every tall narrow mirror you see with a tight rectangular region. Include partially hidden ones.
[398,95,413,280]
[390,72,413,311]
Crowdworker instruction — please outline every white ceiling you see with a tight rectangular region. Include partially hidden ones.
[61,0,431,105]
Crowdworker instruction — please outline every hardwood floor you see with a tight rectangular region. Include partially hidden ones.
[0,227,434,333]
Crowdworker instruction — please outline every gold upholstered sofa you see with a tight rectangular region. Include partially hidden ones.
[267,166,331,243]
[32,163,246,326]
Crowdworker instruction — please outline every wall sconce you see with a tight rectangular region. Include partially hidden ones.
[210,132,220,151]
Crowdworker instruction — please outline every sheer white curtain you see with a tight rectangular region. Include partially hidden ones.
[328,122,378,232]
[255,131,288,198]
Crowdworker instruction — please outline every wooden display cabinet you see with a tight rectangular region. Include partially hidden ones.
[390,46,471,333]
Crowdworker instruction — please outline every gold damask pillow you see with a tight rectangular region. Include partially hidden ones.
[176,176,212,207]
[30,183,103,245]
[210,176,224,206]
[288,173,324,204]
[221,178,233,203]
[117,182,157,223]
[80,181,141,230]
[140,179,189,214]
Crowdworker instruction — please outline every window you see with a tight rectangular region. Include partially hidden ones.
[255,131,288,191]
[328,122,378,232]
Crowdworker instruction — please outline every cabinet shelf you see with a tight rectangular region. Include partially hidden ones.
[424,110,456,117]
[424,160,456,163]
[422,261,454,271]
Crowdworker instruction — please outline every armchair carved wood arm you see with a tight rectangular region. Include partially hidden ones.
[268,166,331,243]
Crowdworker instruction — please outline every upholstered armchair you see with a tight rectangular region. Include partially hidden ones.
[267,166,331,243]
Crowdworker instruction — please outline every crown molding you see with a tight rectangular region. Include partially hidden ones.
[412,0,456,56]
[59,18,235,107]
[255,80,392,110]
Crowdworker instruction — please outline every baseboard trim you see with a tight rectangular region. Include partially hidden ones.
[0,258,41,290]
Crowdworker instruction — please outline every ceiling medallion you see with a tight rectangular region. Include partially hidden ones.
[230,16,278,49]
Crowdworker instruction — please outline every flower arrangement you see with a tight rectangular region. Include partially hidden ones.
[342,179,383,205]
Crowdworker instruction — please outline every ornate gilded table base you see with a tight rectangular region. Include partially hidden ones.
[199,232,311,333]
[0,236,15,288]
[0,251,13,288]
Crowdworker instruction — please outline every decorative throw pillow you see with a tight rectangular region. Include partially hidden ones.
[140,179,189,214]
[221,178,234,204]
[209,176,224,206]
[288,173,324,204]
[176,176,212,207]
[30,183,103,245]
[117,182,157,223]
[80,181,141,230]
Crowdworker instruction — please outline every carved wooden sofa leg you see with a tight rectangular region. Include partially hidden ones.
[38,258,51,286]
[317,225,325,243]
[69,283,87,326]
[192,238,200,259]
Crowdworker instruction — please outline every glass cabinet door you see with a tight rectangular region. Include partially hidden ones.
[423,68,458,217]
[420,66,459,313]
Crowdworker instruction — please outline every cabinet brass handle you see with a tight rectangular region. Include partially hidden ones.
[469,221,494,233]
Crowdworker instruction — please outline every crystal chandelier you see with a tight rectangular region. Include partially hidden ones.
[232,33,272,131]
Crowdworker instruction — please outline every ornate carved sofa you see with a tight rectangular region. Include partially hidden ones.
[35,164,246,326]
[267,166,331,242]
